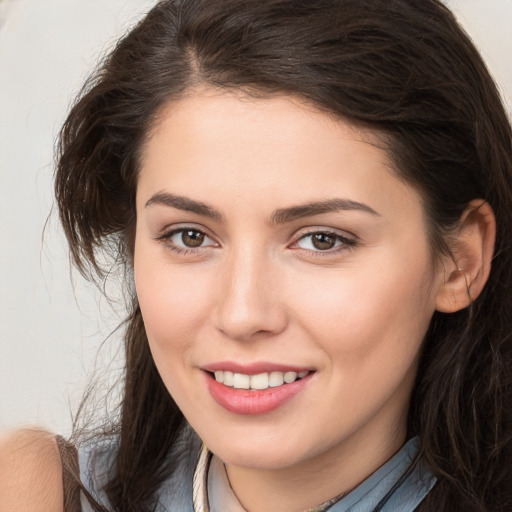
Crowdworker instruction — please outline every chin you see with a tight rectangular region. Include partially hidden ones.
[217,445,300,470]
[202,426,320,470]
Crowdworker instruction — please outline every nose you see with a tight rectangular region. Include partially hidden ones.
[214,247,287,342]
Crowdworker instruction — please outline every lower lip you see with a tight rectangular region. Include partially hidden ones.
[205,372,313,415]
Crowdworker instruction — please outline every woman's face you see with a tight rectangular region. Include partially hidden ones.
[134,89,446,474]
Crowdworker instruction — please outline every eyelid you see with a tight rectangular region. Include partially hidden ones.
[156,222,216,240]
[292,226,357,243]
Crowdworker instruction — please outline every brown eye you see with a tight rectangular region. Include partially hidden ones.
[311,233,336,250]
[181,230,205,247]
[295,231,354,253]
[162,228,216,253]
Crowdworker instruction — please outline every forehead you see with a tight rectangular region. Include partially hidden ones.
[140,88,391,169]
[137,88,422,222]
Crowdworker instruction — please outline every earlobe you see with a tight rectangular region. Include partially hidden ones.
[435,200,496,313]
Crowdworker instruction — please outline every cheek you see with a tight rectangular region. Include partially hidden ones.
[133,245,212,354]
[133,249,213,408]
[287,250,436,363]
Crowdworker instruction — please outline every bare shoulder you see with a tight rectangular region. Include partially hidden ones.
[0,428,63,512]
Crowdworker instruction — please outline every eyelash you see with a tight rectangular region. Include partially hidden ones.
[156,227,357,256]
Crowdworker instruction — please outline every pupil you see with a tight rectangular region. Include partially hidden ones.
[312,233,335,250]
[182,230,204,247]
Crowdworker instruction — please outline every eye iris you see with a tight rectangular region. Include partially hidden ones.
[312,233,336,250]
[182,230,205,247]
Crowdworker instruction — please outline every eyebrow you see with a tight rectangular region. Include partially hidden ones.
[145,192,379,223]
[145,192,223,221]
[270,198,380,224]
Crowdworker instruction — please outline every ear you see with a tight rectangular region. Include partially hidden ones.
[435,199,496,313]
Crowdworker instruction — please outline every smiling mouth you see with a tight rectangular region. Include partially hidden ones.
[210,370,311,391]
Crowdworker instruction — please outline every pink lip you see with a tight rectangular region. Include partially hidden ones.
[203,361,311,375]
[204,371,314,416]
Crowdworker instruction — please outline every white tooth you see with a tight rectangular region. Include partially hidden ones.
[284,371,298,384]
[214,371,224,383]
[223,371,234,386]
[298,371,309,378]
[233,373,250,389]
[269,372,285,387]
[250,373,269,390]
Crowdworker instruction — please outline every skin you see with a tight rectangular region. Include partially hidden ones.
[0,429,63,512]
[134,88,452,511]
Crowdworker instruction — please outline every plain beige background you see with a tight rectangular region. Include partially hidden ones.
[0,0,511,434]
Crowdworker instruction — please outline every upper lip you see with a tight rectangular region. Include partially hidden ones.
[202,361,313,375]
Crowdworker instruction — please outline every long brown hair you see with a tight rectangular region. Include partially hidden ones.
[55,1,512,510]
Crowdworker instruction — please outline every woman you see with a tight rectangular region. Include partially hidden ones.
[1,0,511,510]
